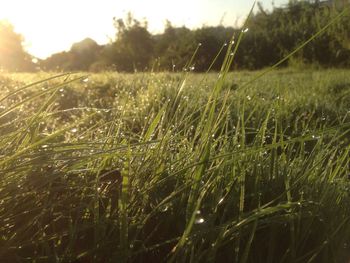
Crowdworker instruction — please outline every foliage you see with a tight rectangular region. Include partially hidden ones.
[236,0,350,69]
[154,23,235,71]
[6,1,345,72]
[0,21,35,72]
[42,38,102,71]
[102,13,155,72]
[38,1,350,72]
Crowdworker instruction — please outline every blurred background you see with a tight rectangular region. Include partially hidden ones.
[0,0,349,72]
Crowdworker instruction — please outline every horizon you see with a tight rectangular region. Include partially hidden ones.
[0,0,287,59]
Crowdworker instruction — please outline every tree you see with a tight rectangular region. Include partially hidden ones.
[194,26,234,71]
[103,13,155,72]
[154,24,196,71]
[41,51,73,71]
[70,38,102,71]
[0,21,34,72]
[42,38,101,71]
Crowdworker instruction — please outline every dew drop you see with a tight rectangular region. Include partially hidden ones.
[195,218,205,224]
[161,206,169,212]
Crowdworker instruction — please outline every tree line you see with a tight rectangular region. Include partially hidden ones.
[1,1,350,72]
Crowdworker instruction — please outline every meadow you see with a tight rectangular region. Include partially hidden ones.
[0,67,350,262]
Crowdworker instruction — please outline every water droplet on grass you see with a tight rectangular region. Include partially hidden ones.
[195,218,205,224]
[161,206,169,212]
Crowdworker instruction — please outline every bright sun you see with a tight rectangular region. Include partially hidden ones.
[0,0,120,59]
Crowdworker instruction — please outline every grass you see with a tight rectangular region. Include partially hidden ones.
[0,67,350,262]
[2,2,350,263]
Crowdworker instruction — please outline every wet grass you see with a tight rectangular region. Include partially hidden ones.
[0,67,350,262]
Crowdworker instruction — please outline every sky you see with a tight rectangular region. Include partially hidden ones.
[0,0,288,59]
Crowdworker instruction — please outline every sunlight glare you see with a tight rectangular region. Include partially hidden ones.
[0,0,284,58]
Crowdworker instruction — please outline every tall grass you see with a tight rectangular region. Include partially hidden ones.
[1,5,350,263]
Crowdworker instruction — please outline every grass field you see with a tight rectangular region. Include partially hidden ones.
[1,69,350,262]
